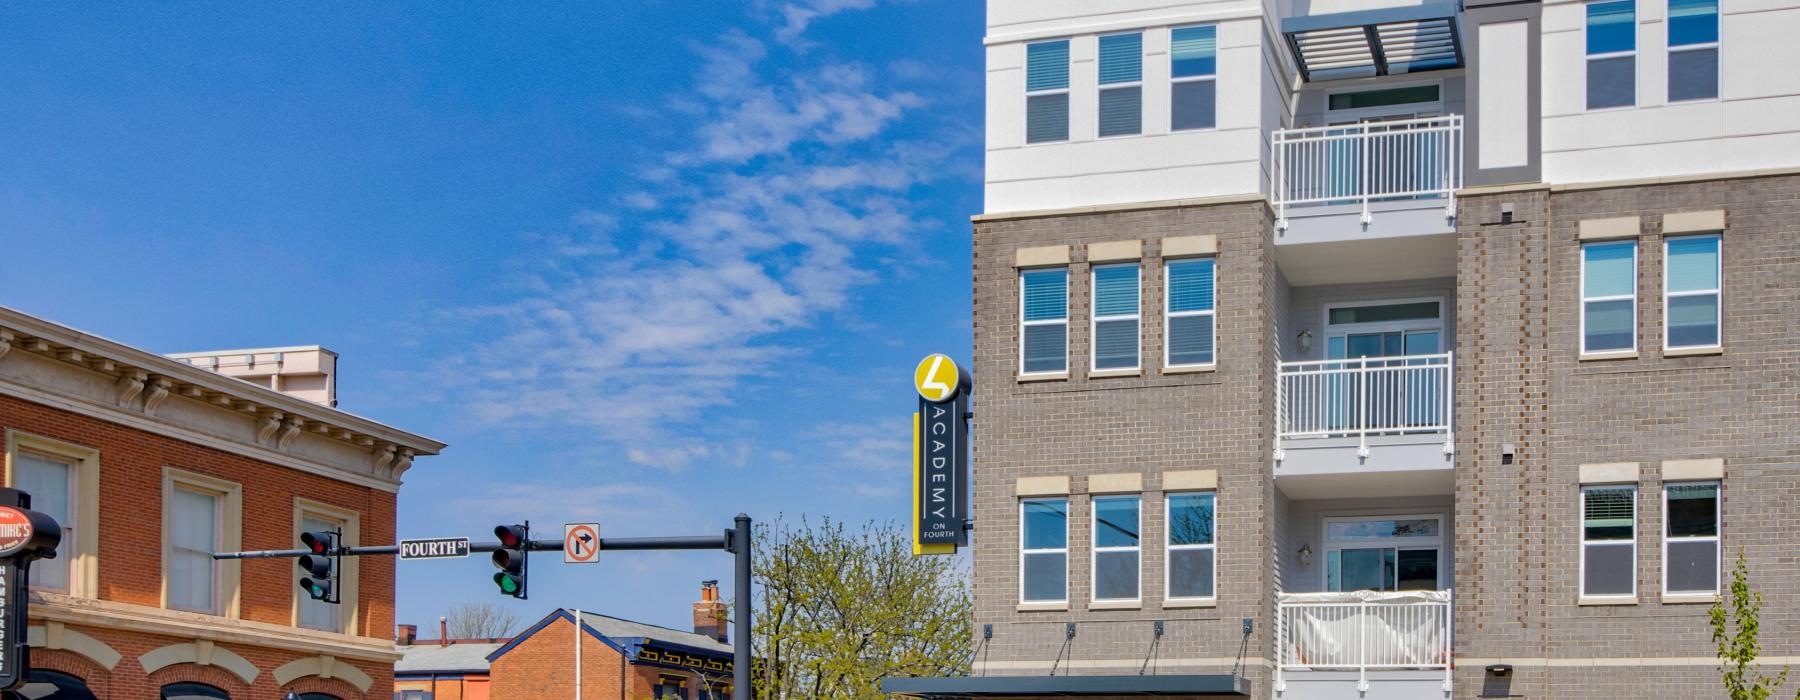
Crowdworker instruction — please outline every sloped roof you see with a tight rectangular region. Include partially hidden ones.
[577,610,730,654]
[395,642,506,675]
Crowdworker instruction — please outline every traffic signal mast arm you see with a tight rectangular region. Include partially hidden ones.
[212,533,733,560]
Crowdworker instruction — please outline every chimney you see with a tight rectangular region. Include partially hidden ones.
[397,624,417,646]
[439,616,448,647]
[693,580,728,643]
[166,346,340,407]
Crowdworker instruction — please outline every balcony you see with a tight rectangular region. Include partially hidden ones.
[1273,353,1455,497]
[1275,591,1453,697]
[1272,115,1463,231]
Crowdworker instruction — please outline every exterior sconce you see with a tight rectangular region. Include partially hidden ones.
[1297,329,1313,353]
[1297,543,1313,568]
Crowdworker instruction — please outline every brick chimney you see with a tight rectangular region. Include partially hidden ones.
[397,624,417,646]
[693,580,728,643]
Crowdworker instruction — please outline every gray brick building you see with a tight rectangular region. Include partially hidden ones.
[886,1,1800,698]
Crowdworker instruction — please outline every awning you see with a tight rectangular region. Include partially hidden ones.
[1281,3,1464,82]
[880,674,1251,697]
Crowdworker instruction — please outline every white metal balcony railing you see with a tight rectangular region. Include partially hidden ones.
[1276,591,1454,693]
[1271,114,1463,230]
[1274,352,1454,460]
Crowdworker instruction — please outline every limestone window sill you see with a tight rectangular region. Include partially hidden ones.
[1579,350,1639,362]
[1017,372,1069,383]
[1577,596,1638,606]
[1163,598,1218,609]
[1664,346,1723,358]
[1164,364,1217,374]
[1088,368,1141,379]
[1016,602,1068,612]
[1661,594,1720,604]
[1088,600,1141,610]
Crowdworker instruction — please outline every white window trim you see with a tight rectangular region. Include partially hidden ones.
[1020,498,1069,605]
[1165,492,1218,603]
[1322,79,1446,123]
[1666,0,1721,104]
[1091,263,1142,372]
[1580,484,1638,600]
[1320,513,1445,592]
[1019,268,1070,377]
[293,498,361,634]
[1091,495,1142,603]
[1169,24,1220,132]
[1164,258,1217,369]
[1025,39,1071,145]
[1580,241,1638,356]
[1662,481,1721,596]
[3,430,100,598]
[1663,234,1722,352]
[1321,297,1447,356]
[1096,32,1144,139]
[1585,0,1638,112]
[162,467,243,618]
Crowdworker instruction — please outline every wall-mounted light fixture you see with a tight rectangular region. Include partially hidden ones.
[1297,329,1313,353]
[1297,543,1313,568]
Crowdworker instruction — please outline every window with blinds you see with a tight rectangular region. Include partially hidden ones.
[1665,234,1721,350]
[15,452,73,591]
[1026,40,1070,143]
[1098,33,1143,137]
[1668,0,1719,101]
[1581,241,1636,354]
[1166,258,1216,367]
[1170,26,1218,131]
[1582,485,1636,597]
[1021,498,1069,603]
[168,487,221,613]
[1586,1,1636,109]
[1092,264,1140,371]
[298,513,344,631]
[1093,496,1141,601]
[1020,268,1069,374]
[1665,482,1719,594]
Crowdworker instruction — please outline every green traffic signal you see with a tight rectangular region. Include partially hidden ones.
[494,572,521,595]
[491,523,529,599]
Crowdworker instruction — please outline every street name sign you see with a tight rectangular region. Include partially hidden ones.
[398,538,470,560]
[565,523,600,563]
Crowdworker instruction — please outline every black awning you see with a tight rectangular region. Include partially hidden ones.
[1281,3,1464,82]
[880,674,1250,697]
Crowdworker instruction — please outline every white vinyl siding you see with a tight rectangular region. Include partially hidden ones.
[1026,40,1071,144]
[1165,258,1216,367]
[1092,264,1140,371]
[1097,33,1143,138]
[1021,498,1069,603]
[1021,268,1069,375]
[168,487,221,613]
[1581,241,1637,354]
[14,452,74,591]
[1166,492,1217,601]
[1581,485,1637,598]
[1091,496,1141,602]
[1664,234,1721,350]
[1663,482,1720,595]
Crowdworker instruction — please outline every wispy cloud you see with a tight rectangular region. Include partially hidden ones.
[764,0,885,47]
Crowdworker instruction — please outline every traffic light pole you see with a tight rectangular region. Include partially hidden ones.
[215,515,756,700]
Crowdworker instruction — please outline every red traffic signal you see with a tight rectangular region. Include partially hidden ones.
[297,530,339,604]
[300,530,334,555]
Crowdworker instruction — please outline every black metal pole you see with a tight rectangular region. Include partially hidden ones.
[733,513,752,700]
[212,535,728,560]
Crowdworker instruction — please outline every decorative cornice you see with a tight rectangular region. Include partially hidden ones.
[256,411,284,446]
[0,330,12,361]
[143,376,173,415]
[114,369,146,408]
[277,415,305,449]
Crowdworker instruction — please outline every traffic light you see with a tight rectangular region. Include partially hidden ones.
[492,523,529,599]
[297,529,339,603]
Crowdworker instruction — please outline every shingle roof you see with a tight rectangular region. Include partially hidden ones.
[577,610,730,653]
[395,642,507,674]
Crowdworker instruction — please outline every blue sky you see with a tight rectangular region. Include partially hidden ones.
[0,2,983,632]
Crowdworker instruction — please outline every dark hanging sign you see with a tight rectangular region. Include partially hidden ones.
[912,354,971,552]
[0,488,63,691]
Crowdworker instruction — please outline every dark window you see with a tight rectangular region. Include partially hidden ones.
[3,670,98,700]
[161,682,230,700]
[299,694,343,700]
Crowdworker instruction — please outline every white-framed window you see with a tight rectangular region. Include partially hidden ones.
[167,485,221,613]
[1667,0,1719,102]
[1586,0,1637,110]
[1020,498,1068,603]
[1025,39,1071,144]
[1323,515,1444,591]
[1664,234,1721,350]
[1581,240,1637,354]
[13,450,75,591]
[1664,482,1720,595]
[294,498,360,633]
[298,512,345,631]
[1165,258,1216,367]
[1581,485,1637,598]
[1092,495,1141,602]
[1166,492,1217,601]
[1020,267,1069,375]
[1097,32,1143,137]
[4,430,99,597]
[1092,263,1140,371]
[1170,25,1218,130]
[162,467,242,617]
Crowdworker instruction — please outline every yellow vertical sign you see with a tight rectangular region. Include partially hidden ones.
[913,411,956,556]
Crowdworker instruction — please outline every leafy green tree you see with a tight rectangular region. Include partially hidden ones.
[751,517,970,699]
[1711,551,1791,700]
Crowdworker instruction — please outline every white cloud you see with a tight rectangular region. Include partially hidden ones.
[769,0,883,47]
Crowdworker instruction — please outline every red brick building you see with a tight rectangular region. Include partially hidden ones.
[396,581,735,700]
[0,306,442,698]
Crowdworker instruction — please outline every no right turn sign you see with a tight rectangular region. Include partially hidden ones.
[564,523,599,564]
